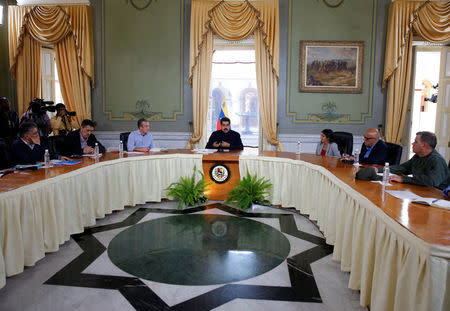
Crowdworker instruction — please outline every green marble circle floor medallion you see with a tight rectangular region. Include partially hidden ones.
[107,214,290,285]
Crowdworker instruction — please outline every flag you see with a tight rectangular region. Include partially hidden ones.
[216,97,229,130]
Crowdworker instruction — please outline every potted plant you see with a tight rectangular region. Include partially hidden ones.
[224,171,272,210]
[166,165,211,209]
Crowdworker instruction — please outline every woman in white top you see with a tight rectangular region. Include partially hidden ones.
[315,129,341,157]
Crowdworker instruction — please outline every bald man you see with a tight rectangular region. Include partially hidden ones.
[359,128,387,165]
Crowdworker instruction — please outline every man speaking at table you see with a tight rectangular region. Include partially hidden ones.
[206,117,243,150]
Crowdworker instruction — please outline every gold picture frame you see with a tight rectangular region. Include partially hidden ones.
[299,40,364,93]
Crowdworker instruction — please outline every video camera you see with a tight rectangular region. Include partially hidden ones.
[29,98,76,116]
[30,98,56,114]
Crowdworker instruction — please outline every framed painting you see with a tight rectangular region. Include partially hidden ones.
[299,40,364,93]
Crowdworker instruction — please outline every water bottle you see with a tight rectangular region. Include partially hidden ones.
[382,162,390,185]
[119,140,124,158]
[44,149,50,167]
[94,142,99,158]
[296,140,301,155]
[353,148,360,166]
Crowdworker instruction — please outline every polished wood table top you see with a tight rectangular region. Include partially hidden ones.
[1,149,449,246]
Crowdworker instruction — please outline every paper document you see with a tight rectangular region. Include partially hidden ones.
[385,190,420,200]
[371,181,393,186]
[193,149,216,154]
[412,198,450,210]
[125,151,146,155]
[149,148,166,152]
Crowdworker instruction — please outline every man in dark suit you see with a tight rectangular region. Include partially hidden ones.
[359,128,388,165]
[0,97,19,145]
[11,122,46,164]
[62,119,106,156]
[206,117,243,150]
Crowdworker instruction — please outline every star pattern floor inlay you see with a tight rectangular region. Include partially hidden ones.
[0,202,366,311]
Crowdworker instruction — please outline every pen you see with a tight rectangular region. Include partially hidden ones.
[432,199,439,203]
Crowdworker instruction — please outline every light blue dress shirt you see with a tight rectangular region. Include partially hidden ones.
[363,145,374,158]
[127,129,154,151]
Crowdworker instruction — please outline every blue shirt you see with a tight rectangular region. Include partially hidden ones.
[363,145,374,158]
[127,130,154,151]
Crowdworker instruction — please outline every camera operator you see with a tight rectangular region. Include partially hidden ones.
[0,97,19,145]
[50,103,78,136]
[20,99,51,137]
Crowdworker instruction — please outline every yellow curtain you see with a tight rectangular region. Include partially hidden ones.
[382,1,450,144]
[55,36,91,123]
[188,0,282,150]
[15,32,41,117]
[8,5,94,120]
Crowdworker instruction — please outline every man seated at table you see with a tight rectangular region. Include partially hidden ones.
[127,118,154,152]
[354,128,388,164]
[11,122,68,164]
[206,117,243,150]
[62,119,106,156]
[387,131,449,189]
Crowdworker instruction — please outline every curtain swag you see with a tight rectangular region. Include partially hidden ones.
[188,0,283,151]
[8,5,94,86]
[189,0,279,85]
[8,5,94,120]
[382,1,450,144]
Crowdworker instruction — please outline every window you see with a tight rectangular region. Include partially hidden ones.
[207,37,259,147]
[0,5,3,25]
[41,47,64,105]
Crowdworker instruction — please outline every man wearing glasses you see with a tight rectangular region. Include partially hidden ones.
[358,128,387,165]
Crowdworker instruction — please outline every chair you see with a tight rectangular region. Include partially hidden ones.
[331,132,353,156]
[47,135,66,157]
[385,142,402,165]
[0,139,13,169]
[120,132,131,151]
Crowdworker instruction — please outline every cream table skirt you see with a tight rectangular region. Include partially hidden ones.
[239,155,449,311]
[0,154,203,289]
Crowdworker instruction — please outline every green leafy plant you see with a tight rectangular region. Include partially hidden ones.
[166,166,211,209]
[224,171,272,210]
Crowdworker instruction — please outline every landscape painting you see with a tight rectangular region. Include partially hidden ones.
[299,41,364,93]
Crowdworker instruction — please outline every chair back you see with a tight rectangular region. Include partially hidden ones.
[0,139,12,169]
[120,132,131,151]
[332,132,353,156]
[385,142,402,165]
[47,135,66,156]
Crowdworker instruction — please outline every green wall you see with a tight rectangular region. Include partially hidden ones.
[278,0,389,134]
[92,0,389,133]
[103,0,183,121]
[288,0,375,123]
[1,0,386,133]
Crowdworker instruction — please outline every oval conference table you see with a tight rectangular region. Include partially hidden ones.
[0,149,448,311]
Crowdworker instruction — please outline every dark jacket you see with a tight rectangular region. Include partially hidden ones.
[62,129,106,156]
[206,129,243,150]
[359,140,388,165]
[0,109,19,143]
[11,138,46,165]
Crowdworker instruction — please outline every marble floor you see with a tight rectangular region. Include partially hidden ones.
[0,201,367,311]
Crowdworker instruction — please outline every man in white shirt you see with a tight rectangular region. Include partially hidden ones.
[127,118,154,152]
